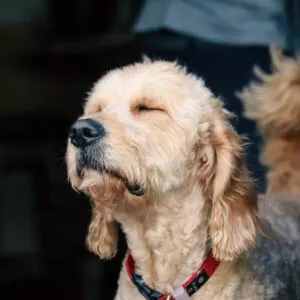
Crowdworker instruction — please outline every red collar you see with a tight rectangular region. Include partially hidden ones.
[125,251,219,300]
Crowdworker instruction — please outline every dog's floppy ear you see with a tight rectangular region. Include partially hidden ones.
[86,204,118,259]
[80,173,127,259]
[205,112,258,261]
[84,179,122,259]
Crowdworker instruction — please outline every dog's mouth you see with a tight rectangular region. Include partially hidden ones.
[98,168,144,196]
[76,151,144,196]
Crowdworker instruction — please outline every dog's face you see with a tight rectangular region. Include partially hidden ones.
[67,61,215,201]
[66,60,258,261]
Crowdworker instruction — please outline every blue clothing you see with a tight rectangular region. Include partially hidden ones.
[135,0,286,47]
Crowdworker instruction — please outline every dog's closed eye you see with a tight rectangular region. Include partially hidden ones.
[134,104,164,113]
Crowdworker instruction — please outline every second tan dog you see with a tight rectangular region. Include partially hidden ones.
[239,48,300,196]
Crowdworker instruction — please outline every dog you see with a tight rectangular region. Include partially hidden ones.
[239,47,300,196]
[66,59,300,299]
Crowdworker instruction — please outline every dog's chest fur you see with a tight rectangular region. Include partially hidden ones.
[116,197,300,300]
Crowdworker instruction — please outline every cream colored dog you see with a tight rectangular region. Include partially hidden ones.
[66,60,300,299]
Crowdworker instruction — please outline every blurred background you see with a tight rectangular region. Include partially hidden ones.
[0,1,299,299]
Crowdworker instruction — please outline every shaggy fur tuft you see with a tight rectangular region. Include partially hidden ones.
[239,47,300,196]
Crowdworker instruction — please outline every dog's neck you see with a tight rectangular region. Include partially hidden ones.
[116,184,210,292]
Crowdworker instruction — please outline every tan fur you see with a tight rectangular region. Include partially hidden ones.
[66,60,273,299]
[209,117,258,261]
[239,47,300,196]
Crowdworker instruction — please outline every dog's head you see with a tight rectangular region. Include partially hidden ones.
[66,60,258,261]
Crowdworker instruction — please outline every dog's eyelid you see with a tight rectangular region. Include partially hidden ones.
[134,104,165,113]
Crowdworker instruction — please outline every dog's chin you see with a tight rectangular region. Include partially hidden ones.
[74,168,147,212]
[76,165,145,197]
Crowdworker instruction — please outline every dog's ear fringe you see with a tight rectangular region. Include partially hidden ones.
[203,115,259,261]
[86,206,118,259]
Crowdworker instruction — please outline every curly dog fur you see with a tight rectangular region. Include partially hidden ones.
[239,47,300,196]
[66,59,300,299]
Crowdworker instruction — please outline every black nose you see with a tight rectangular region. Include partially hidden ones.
[68,119,105,148]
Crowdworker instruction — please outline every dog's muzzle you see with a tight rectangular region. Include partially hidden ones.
[68,118,145,196]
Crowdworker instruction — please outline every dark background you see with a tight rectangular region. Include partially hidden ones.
[0,1,299,300]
